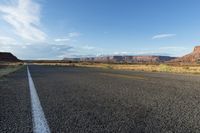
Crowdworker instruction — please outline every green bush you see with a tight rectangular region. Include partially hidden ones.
[106,65,113,69]
[159,64,172,72]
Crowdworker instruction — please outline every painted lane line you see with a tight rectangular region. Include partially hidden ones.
[27,66,51,133]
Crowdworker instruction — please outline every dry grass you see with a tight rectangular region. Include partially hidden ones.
[0,64,23,77]
[74,63,200,74]
[30,62,200,75]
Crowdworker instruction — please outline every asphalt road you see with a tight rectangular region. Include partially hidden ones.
[1,65,200,132]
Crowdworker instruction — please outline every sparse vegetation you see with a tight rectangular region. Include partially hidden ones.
[29,61,200,75]
[0,64,23,77]
[73,62,200,74]
[159,64,172,72]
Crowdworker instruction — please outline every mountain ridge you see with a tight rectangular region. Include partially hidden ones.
[0,52,19,62]
[63,55,177,63]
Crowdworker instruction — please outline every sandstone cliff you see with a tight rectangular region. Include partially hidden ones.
[173,46,200,64]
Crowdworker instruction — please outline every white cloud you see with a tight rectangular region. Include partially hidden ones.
[113,51,129,55]
[68,32,80,37]
[0,36,17,45]
[8,43,74,59]
[152,34,176,39]
[0,0,46,42]
[54,38,71,42]
[54,32,81,42]
[81,45,95,50]
[58,45,103,58]
[108,46,190,57]
[159,46,187,50]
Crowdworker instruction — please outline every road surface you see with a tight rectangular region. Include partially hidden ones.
[1,65,200,132]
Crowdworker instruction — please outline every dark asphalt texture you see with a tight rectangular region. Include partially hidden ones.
[0,67,32,133]
[1,65,200,132]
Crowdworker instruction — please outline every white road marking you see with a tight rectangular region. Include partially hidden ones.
[27,66,51,133]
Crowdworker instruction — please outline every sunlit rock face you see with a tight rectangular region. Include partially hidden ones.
[175,46,200,64]
[193,46,200,53]
[64,55,176,63]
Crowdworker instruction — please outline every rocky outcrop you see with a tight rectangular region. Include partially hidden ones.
[64,55,176,63]
[173,46,200,64]
[0,52,19,62]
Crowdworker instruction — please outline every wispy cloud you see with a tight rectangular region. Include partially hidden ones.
[81,45,95,50]
[54,32,81,42]
[152,34,176,39]
[54,38,70,42]
[68,32,80,37]
[159,46,187,50]
[57,45,103,58]
[113,51,129,55]
[109,46,190,57]
[0,0,46,42]
[8,43,74,59]
[0,36,17,45]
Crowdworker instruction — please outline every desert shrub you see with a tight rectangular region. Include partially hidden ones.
[69,63,76,67]
[183,66,190,70]
[159,64,172,72]
[152,70,157,72]
[106,65,113,69]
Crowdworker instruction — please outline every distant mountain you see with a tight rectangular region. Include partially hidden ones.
[0,52,19,62]
[64,55,177,63]
[171,46,200,64]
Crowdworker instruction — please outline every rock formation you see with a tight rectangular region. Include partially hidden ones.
[173,46,200,64]
[64,55,176,63]
[0,52,19,62]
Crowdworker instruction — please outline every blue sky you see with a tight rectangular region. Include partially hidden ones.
[0,0,200,59]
